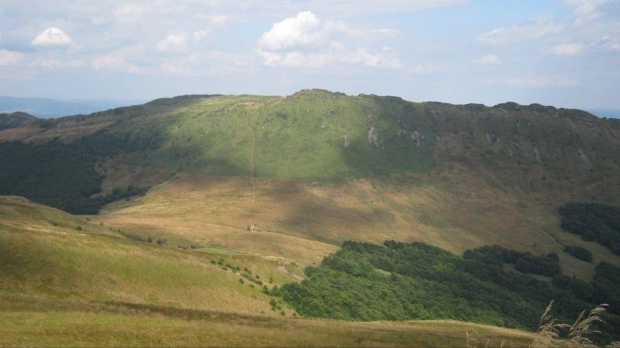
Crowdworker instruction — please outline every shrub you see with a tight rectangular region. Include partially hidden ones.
[564,246,593,262]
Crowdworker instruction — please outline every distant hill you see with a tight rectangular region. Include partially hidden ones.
[0,111,37,131]
[0,96,145,118]
[588,109,620,119]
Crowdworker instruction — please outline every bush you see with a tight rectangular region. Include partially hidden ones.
[563,246,593,262]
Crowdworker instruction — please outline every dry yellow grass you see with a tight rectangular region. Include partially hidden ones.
[94,171,619,279]
[0,305,538,347]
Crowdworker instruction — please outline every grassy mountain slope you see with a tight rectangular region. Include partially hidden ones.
[2,90,620,346]
[0,196,539,347]
[1,90,619,274]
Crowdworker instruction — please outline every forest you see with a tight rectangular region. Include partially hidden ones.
[276,241,620,344]
[559,202,620,255]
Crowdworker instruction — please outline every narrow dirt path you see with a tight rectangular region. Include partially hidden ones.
[246,113,257,228]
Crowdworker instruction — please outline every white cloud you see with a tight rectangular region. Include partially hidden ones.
[299,0,471,16]
[31,59,86,69]
[258,11,323,51]
[193,29,211,42]
[0,49,22,65]
[32,27,74,47]
[567,0,612,23]
[550,43,583,56]
[473,54,501,64]
[476,16,563,44]
[257,44,401,69]
[160,51,251,75]
[256,11,400,70]
[113,4,147,24]
[485,76,578,88]
[211,15,229,26]
[372,29,400,35]
[594,36,620,53]
[91,51,145,74]
[156,34,188,54]
[412,63,444,74]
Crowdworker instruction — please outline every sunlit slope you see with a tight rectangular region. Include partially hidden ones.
[0,196,540,348]
[0,196,300,314]
[95,172,620,282]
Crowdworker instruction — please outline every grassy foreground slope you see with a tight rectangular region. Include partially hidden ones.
[0,196,302,313]
[0,196,539,347]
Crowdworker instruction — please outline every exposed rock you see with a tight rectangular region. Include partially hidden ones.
[534,146,542,163]
[578,148,591,164]
[343,134,351,149]
[368,126,380,148]
[411,130,425,147]
[486,133,492,145]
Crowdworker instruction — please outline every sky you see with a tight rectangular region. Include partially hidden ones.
[0,0,619,109]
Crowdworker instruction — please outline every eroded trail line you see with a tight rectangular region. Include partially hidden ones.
[246,113,257,228]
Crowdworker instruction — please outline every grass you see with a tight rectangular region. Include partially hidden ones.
[95,171,619,280]
[0,296,537,347]
[0,196,540,347]
[0,196,296,314]
[530,301,618,348]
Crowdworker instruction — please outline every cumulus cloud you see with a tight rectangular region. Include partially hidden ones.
[0,49,23,65]
[258,11,324,51]
[550,43,583,56]
[156,34,188,54]
[257,11,401,70]
[32,27,74,47]
[476,16,563,44]
[473,54,501,64]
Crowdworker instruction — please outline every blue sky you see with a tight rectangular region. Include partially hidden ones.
[0,0,618,109]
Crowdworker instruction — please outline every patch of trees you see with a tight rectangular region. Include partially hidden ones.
[463,245,561,277]
[0,136,152,214]
[559,202,620,255]
[277,241,620,343]
[563,245,593,262]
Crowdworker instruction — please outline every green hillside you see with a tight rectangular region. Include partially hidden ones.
[2,90,619,213]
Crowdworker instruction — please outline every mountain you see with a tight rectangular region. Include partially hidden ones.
[0,96,145,118]
[1,89,619,346]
